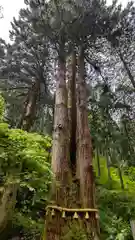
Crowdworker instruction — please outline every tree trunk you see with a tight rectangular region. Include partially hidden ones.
[118,166,124,190]
[119,51,135,89]
[18,79,40,131]
[130,220,135,240]
[76,47,100,238]
[51,54,70,202]
[0,80,40,235]
[46,46,71,240]
[0,182,18,235]
[45,46,100,239]
[96,148,101,177]
[106,153,112,182]
[67,51,77,176]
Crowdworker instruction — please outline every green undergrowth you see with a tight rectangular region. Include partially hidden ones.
[0,116,52,238]
[93,156,135,191]
[0,93,134,239]
[62,222,88,240]
[94,156,135,239]
[60,156,135,239]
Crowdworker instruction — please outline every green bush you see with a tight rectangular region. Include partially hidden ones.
[0,98,52,238]
[62,222,88,240]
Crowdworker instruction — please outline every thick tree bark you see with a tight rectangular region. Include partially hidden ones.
[18,79,40,131]
[45,46,100,239]
[119,51,135,89]
[77,47,94,207]
[46,46,71,240]
[76,47,100,239]
[51,54,70,200]
[67,51,77,176]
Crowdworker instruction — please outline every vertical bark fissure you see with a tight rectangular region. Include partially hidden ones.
[96,148,101,177]
[51,52,70,199]
[71,52,77,176]
[67,51,77,176]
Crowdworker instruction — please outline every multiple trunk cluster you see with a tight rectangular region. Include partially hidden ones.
[45,46,100,239]
[0,45,100,238]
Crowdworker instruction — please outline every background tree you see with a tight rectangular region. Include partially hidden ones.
[0,0,135,239]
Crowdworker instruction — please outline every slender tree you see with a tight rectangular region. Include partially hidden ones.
[18,78,40,131]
